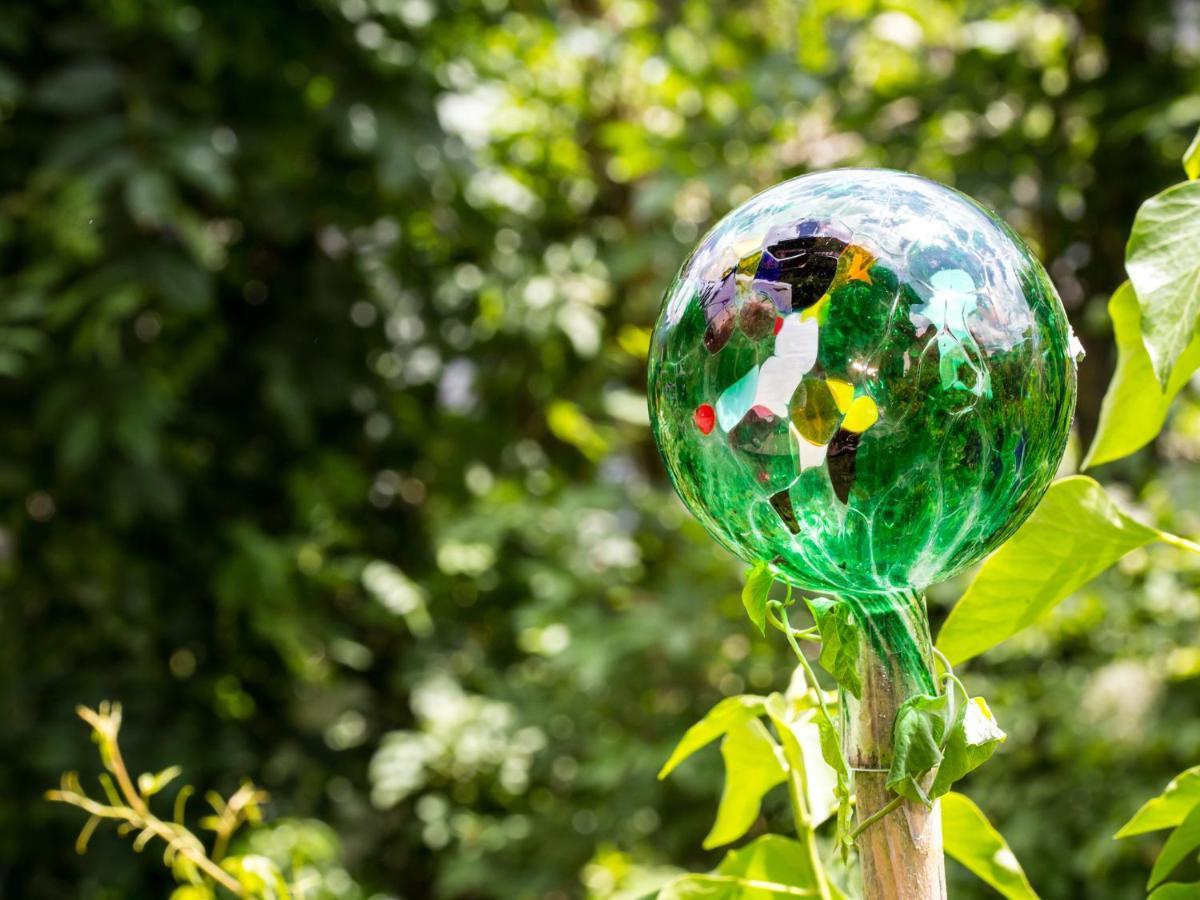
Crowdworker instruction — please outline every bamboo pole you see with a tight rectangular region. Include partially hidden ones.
[845,601,947,900]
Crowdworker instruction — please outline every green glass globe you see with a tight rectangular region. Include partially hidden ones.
[648,169,1078,597]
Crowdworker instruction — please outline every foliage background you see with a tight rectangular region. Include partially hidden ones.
[4,0,1200,896]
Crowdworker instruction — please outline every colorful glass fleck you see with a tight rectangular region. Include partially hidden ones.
[648,170,1079,600]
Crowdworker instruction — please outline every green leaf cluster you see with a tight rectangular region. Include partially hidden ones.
[659,684,1034,899]
[1087,125,1200,462]
[886,687,1005,806]
[804,597,862,700]
[658,691,837,845]
[937,128,1200,669]
[1117,767,1200,897]
[658,688,845,899]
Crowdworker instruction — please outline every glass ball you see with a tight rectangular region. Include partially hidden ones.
[648,169,1078,597]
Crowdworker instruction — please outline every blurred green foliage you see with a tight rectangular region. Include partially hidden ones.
[3,0,1200,897]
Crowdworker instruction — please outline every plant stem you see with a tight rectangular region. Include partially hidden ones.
[848,795,903,840]
[768,600,845,769]
[145,819,244,895]
[106,739,149,817]
[768,598,837,900]
[782,731,833,900]
[766,605,821,643]
[802,810,833,900]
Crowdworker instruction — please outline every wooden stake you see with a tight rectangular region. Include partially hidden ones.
[845,605,947,900]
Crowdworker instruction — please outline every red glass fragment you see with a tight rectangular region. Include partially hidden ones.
[694,403,715,434]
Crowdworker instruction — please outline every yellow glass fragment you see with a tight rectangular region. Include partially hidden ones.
[801,292,831,323]
[826,379,854,414]
[736,250,763,275]
[842,395,879,432]
[790,377,840,445]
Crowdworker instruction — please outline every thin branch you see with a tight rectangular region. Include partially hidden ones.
[849,795,904,840]
[768,599,837,734]
[47,705,247,897]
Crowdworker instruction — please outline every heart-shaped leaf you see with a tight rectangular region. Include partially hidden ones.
[1126,179,1200,385]
[941,792,1040,899]
[938,476,1200,665]
[1084,282,1200,469]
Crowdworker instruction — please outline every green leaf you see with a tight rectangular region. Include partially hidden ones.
[703,719,786,849]
[742,563,773,636]
[35,61,121,114]
[886,692,950,805]
[657,874,816,899]
[941,792,1040,900]
[1084,283,1200,468]
[170,136,236,202]
[145,250,215,314]
[658,835,821,899]
[937,476,1200,665]
[125,170,176,229]
[658,695,767,779]
[771,681,851,846]
[764,693,839,829]
[717,834,819,887]
[1117,766,1200,838]
[1126,179,1200,386]
[805,596,861,698]
[1185,127,1200,180]
[929,697,1006,799]
[1150,883,1200,899]
[1150,802,1200,889]
[815,713,853,854]
[546,400,609,460]
[169,888,215,900]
